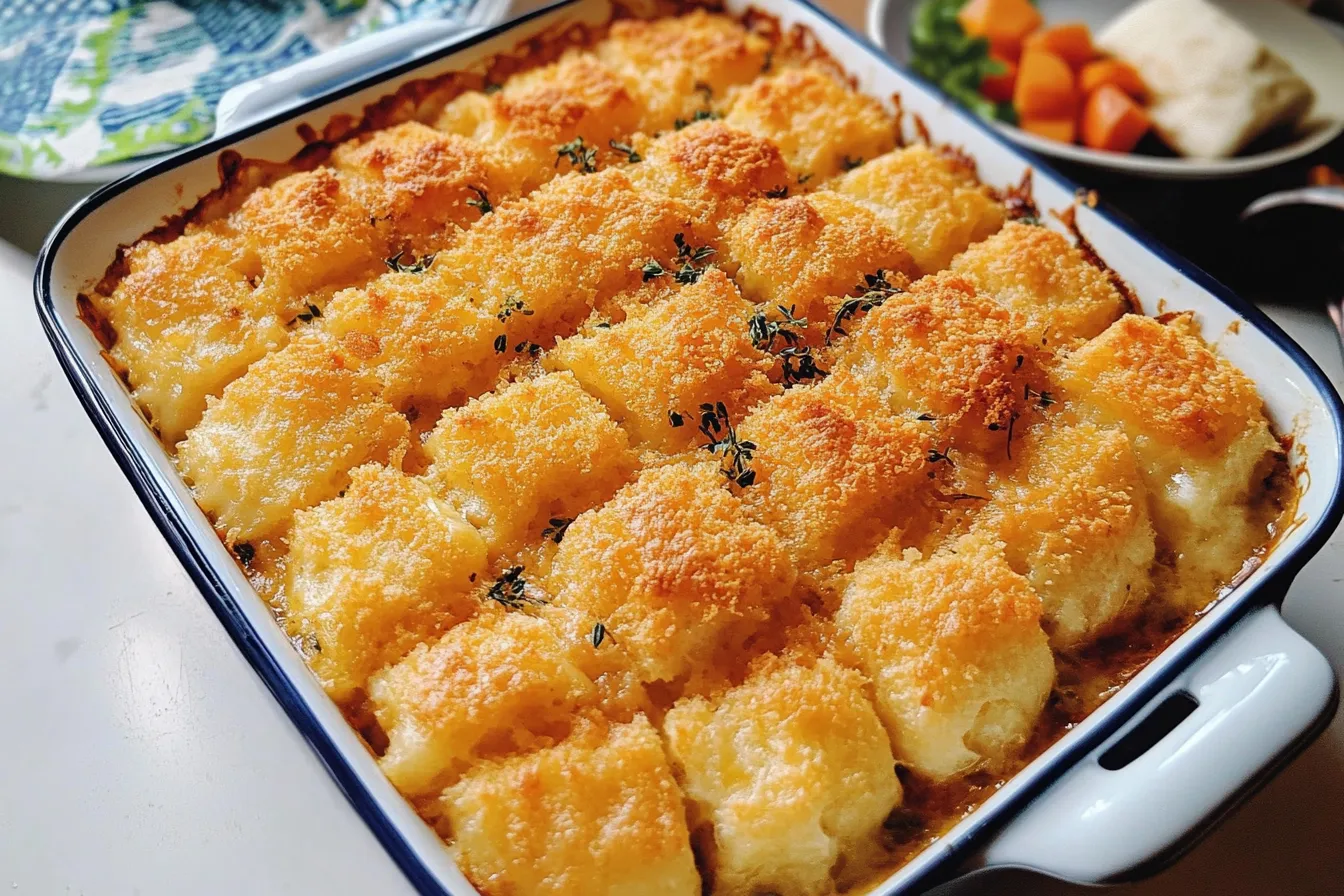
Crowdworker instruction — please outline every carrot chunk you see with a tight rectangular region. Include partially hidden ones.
[1020,116,1077,144]
[979,53,1018,103]
[1080,84,1151,153]
[1013,50,1079,120]
[1079,58,1148,101]
[1022,23,1095,69]
[957,0,1044,57]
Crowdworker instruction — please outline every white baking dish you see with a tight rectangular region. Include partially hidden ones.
[33,2,1344,893]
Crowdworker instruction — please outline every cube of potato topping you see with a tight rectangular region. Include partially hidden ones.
[725,66,897,181]
[370,608,600,797]
[177,331,409,543]
[949,221,1128,343]
[545,462,797,684]
[441,716,700,896]
[437,52,642,196]
[98,231,285,445]
[838,536,1055,780]
[1057,314,1279,604]
[285,464,487,701]
[736,372,935,572]
[664,652,901,896]
[546,268,778,452]
[833,144,1005,275]
[722,192,918,325]
[425,372,638,559]
[978,422,1156,648]
[597,10,772,133]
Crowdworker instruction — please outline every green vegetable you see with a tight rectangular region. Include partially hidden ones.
[909,0,1015,123]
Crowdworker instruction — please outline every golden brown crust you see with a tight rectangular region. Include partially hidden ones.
[833,144,1006,275]
[835,275,1046,445]
[948,221,1127,344]
[442,715,700,896]
[722,191,918,324]
[1059,314,1266,454]
[838,536,1054,780]
[664,652,900,896]
[544,462,797,684]
[286,464,488,701]
[725,66,897,180]
[176,331,409,543]
[546,268,779,451]
[425,371,639,560]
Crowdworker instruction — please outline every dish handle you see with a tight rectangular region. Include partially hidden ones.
[213,17,489,139]
[974,603,1338,884]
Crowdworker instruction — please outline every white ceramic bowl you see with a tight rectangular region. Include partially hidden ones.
[869,0,1344,179]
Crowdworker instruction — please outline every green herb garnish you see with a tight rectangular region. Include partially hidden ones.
[555,136,598,173]
[748,304,808,353]
[674,109,722,130]
[234,542,255,565]
[385,250,436,273]
[609,140,642,164]
[541,517,574,544]
[497,295,534,322]
[643,233,716,285]
[290,303,322,325]
[826,270,904,344]
[485,566,546,610]
[466,185,492,215]
[699,401,757,488]
[591,621,610,648]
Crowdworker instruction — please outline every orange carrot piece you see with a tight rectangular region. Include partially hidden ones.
[1079,58,1148,101]
[1080,84,1151,153]
[979,53,1018,103]
[1013,50,1079,121]
[1022,23,1095,69]
[1020,116,1077,144]
[957,0,1044,57]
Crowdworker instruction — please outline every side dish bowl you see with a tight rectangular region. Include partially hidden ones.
[33,1,1344,893]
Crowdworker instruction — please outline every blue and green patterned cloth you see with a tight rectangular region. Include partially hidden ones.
[0,1,488,179]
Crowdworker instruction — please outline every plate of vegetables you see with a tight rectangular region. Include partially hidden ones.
[869,0,1344,178]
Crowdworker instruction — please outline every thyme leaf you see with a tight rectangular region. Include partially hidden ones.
[764,185,789,199]
[485,566,547,610]
[673,109,722,130]
[779,346,827,387]
[497,295,534,322]
[1024,385,1056,408]
[466,185,492,215]
[555,136,598,173]
[642,233,715,285]
[541,517,574,544]
[234,542,255,566]
[493,334,508,353]
[747,304,807,353]
[698,401,756,488]
[385,250,436,273]
[826,269,904,344]
[609,140,642,164]
[842,155,865,171]
[591,621,612,648]
[290,303,323,325]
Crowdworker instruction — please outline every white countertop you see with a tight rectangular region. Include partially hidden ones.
[2,206,1342,894]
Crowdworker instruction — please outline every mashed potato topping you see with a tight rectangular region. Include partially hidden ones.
[90,8,1289,895]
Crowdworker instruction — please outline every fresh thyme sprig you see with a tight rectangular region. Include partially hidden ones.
[497,295,534,322]
[698,401,757,488]
[747,304,807,353]
[485,566,547,610]
[555,136,598,173]
[385,250,436,273]
[541,517,573,544]
[289,303,322,326]
[1024,385,1056,407]
[466,185,492,215]
[674,109,722,130]
[779,346,826,387]
[609,140,642,164]
[826,270,904,344]
[642,233,716,285]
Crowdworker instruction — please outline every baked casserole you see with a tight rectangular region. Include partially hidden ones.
[83,5,1294,895]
